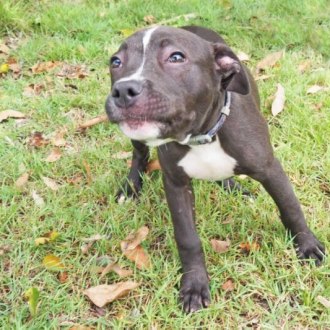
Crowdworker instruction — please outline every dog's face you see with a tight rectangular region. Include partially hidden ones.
[105,26,249,146]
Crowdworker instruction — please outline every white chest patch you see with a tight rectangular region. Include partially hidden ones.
[178,137,237,181]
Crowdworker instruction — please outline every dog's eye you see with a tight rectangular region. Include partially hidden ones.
[110,56,122,68]
[168,52,186,63]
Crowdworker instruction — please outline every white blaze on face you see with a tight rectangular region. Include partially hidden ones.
[117,26,158,83]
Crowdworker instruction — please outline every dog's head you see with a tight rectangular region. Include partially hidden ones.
[105,26,249,146]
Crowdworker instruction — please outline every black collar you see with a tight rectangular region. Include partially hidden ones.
[180,91,231,146]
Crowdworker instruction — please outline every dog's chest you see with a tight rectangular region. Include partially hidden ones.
[178,137,237,180]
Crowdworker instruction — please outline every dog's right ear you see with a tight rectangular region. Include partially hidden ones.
[213,43,250,95]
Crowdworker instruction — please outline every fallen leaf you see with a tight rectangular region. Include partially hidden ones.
[239,242,260,254]
[69,325,94,330]
[43,254,65,270]
[81,234,108,254]
[0,245,11,256]
[222,279,235,292]
[31,190,45,207]
[256,50,284,73]
[146,159,161,173]
[42,176,60,191]
[121,226,149,251]
[84,281,140,307]
[35,231,59,245]
[51,130,67,147]
[0,63,9,74]
[237,51,250,62]
[82,234,108,243]
[23,83,44,97]
[45,148,62,162]
[271,83,285,116]
[78,114,108,129]
[82,160,92,185]
[28,132,49,147]
[58,272,69,284]
[0,110,26,123]
[24,287,40,317]
[113,151,131,160]
[298,60,311,73]
[100,262,133,279]
[8,61,21,78]
[66,173,84,185]
[31,61,62,74]
[144,15,157,25]
[307,85,327,94]
[316,295,330,308]
[0,43,10,55]
[254,74,273,81]
[57,64,89,79]
[120,29,135,38]
[15,172,29,189]
[121,245,151,270]
[211,239,231,253]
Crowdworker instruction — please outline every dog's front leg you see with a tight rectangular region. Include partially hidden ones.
[252,158,325,264]
[116,140,149,202]
[163,174,210,313]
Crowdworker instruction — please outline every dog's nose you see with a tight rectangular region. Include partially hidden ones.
[111,80,144,108]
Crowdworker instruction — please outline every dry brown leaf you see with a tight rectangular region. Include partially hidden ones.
[122,245,151,269]
[57,64,89,79]
[113,151,131,160]
[31,190,45,207]
[100,262,133,279]
[42,176,60,191]
[31,61,62,74]
[144,15,157,25]
[0,43,10,55]
[45,148,62,162]
[81,234,107,254]
[15,172,29,189]
[271,83,285,116]
[254,74,273,81]
[256,50,284,73]
[51,130,67,147]
[58,271,69,284]
[23,83,44,97]
[210,239,230,254]
[222,279,235,292]
[78,114,108,129]
[146,159,162,173]
[121,226,149,251]
[8,61,21,78]
[239,242,260,254]
[298,60,311,73]
[316,295,330,308]
[0,110,26,123]
[28,132,49,148]
[237,51,250,62]
[84,282,139,307]
[307,85,327,94]
[82,160,92,185]
[66,173,84,185]
[69,326,94,330]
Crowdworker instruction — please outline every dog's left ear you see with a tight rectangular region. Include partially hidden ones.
[213,43,250,95]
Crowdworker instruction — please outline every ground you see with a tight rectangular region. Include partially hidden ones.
[0,0,329,328]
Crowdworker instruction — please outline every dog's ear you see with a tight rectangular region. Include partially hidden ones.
[213,43,250,95]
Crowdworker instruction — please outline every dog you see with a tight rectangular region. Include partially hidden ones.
[105,25,325,313]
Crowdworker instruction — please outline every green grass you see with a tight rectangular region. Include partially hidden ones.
[1,0,329,328]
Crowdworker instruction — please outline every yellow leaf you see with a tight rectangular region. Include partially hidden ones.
[120,29,134,38]
[48,231,59,241]
[0,63,9,74]
[35,237,50,246]
[24,287,40,317]
[43,254,65,270]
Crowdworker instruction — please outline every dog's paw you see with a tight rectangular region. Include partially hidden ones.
[179,271,210,313]
[115,181,141,204]
[294,232,325,266]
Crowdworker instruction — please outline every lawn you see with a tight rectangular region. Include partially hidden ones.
[0,0,329,328]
